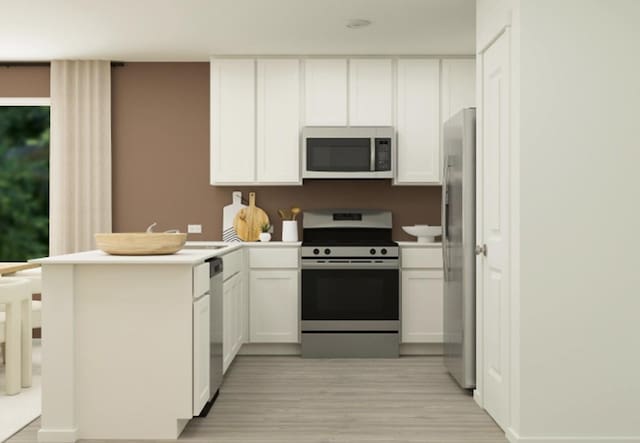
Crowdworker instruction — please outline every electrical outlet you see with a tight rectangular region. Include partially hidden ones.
[187,224,202,234]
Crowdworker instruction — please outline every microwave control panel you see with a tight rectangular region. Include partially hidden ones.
[375,138,392,171]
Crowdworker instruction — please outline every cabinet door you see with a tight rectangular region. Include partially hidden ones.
[211,59,255,184]
[257,59,301,183]
[223,273,244,374]
[401,270,443,343]
[249,270,299,343]
[222,279,234,374]
[193,294,210,414]
[232,274,244,355]
[349,58,393,126]
[441,59,476,121]
[303,59,348,126]
[395,59,441,184]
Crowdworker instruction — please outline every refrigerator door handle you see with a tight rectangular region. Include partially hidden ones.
[442,159,450,281]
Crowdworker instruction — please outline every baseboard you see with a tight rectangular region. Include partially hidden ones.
[38,427,78,442]
[238,343,443,356]
[506,428,640,443]
[473,389,483,407]
[177,418,190,435]
[238,343,301,355]
[399,343,443,355]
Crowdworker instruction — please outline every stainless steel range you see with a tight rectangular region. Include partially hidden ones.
[301,209,400,358]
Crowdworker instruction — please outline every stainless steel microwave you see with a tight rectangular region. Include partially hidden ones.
[302,127,394,179]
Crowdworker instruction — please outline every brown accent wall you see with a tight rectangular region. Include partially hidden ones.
[0,66,50,97]
[112,63,441,241]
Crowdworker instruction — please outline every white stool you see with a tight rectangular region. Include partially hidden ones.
[0,277,32,395]
[11,268,42,333]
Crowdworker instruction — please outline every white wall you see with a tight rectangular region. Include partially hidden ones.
[517,0,640,439]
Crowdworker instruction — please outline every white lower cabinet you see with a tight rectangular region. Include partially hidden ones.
[249,270,299,343]
[400,245,444,344]
[401,270,444,343]
[192,293,210,414]
[222,272,244,374]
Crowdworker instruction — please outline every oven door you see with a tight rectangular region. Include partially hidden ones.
[301,266,399,331]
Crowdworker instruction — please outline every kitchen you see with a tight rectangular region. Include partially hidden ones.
[3,2,638,441]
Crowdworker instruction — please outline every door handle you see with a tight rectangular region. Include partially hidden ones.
[442,160,450,279]
[475,244,487,256]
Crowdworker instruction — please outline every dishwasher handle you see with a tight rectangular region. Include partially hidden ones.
[206,257,223,277]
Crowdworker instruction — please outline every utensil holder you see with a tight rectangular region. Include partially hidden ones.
[282,221,298,242]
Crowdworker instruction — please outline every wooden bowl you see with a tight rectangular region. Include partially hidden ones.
[95,233,187,255]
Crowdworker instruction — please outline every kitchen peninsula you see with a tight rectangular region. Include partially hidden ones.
[31,246,245,441]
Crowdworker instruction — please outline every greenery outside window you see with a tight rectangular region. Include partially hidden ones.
[0,99,50,261]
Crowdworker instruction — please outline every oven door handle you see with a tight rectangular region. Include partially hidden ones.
[302,262,399,270]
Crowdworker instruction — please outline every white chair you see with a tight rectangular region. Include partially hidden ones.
[0,277,32,395]
[11,268,42,335]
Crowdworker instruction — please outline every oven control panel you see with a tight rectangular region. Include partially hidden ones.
[302,246,398,259]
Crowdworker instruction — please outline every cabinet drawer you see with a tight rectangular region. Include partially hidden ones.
[193,262,210,298]
[249,248,299,269]
[223,250,242,281]
[401,247,443,269]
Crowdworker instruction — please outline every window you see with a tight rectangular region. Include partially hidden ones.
[0,101,50,261]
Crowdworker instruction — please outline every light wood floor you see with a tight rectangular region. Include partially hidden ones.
[9,356,507,443]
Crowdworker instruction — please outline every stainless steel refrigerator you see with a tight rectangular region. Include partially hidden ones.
[442,107,476,389]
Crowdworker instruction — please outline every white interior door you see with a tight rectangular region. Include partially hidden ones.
[480,30,510,428]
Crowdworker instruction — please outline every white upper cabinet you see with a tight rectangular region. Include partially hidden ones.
[210,56,473,186]
[303,59,348,126]
[395,58,441,185]
[256,59,301,184]
[211,58,255,184]
[348,58,393,126]
[441,59,476,121]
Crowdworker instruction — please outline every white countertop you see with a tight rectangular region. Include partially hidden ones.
[186,241,302,248]
[31,246,239,265]
[396,241,442,247]
[31,241,303,265]
[31,240,436,265]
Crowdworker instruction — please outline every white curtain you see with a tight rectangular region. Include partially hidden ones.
[49,61,112,255]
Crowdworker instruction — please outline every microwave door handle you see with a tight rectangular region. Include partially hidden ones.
[370,138,375,171]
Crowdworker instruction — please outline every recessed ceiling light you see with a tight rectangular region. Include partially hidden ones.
[346,19,372,29]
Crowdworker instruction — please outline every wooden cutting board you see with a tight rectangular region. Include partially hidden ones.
[233,192,269,242]
[222,191,246,242]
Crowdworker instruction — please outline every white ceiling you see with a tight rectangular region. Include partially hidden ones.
[0,0,475,61]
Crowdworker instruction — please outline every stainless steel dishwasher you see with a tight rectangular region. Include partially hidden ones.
[197,256,223,417]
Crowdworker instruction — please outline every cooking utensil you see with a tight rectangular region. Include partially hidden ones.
[291,207,301,221]
[233,192,270,241]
